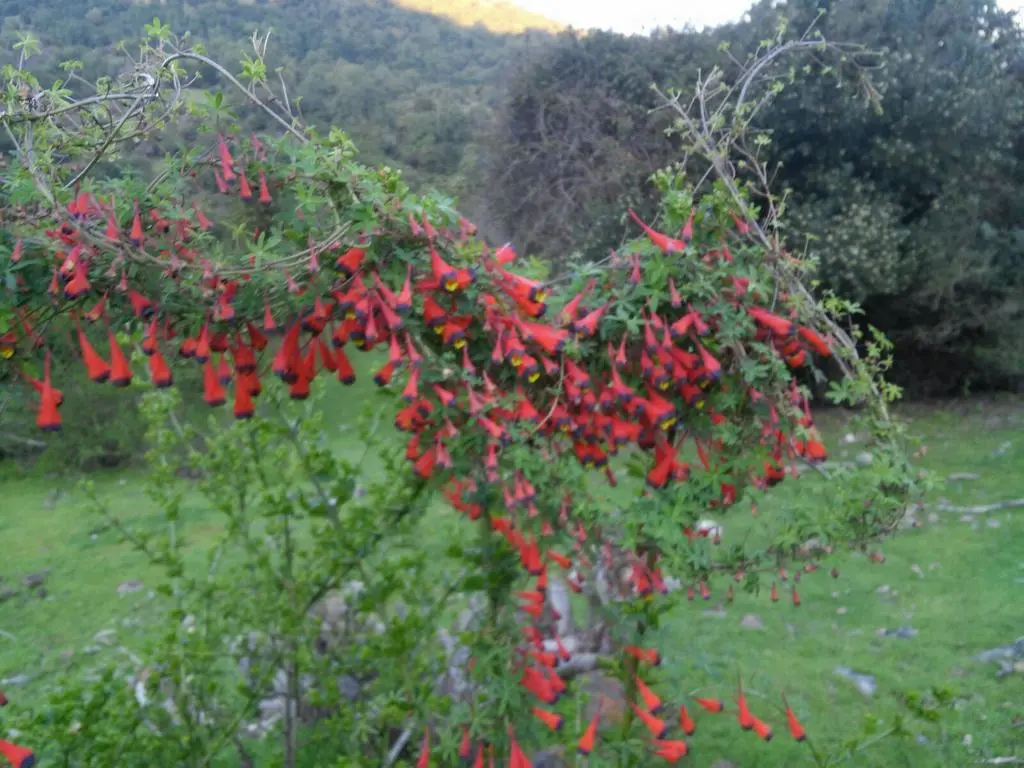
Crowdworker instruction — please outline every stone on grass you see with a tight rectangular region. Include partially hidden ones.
[531,746,567,768]
[93,629,117,645]
[581,672,626,724]
[703,603,728,619]
[740,613,764,630]
[117,579,144,595]
[877,626,919,639]
[834,666,877,697]
[22,570,49,588]
[947,473,980,482]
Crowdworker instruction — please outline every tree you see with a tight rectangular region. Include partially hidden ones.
[481,0,1024,394]
[0,26,927,767]
[750,0,1024,394]
[475,29,719,265]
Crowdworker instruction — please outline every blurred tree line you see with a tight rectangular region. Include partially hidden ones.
[479,0,1024,395]
[1,0,1021,406]
[0,0,559,195]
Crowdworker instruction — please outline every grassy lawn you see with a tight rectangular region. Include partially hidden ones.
[649,397,1024,767]
[0,385,1021,766]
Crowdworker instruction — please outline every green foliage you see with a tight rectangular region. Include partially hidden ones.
[0,23,928,768]
[477,29,719,263]
[7,385,445,765]
[482,0,1024,394]
[0,0,560,194]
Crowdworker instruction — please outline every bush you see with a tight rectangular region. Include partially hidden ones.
[0,26,926,767]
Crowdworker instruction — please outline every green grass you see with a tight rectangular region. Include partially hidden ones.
[649,397,1024,767]
[0,389,1021,766]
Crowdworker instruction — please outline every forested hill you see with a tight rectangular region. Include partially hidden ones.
[0,0,564,191]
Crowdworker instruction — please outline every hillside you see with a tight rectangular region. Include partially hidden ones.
[0,0,564,192]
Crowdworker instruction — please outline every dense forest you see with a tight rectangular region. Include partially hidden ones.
[2,0,1022,394]
[0,0,561,194]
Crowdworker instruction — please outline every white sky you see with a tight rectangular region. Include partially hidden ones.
[514,0,1024,35]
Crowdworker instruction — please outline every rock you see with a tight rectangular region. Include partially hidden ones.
[876,585,891,595]
[42,489,65,509]
[1,674,29,687]
[975,637,1024,663]
[801,537,830,555]
[338,675,362,702]
[22,570,49,588]
[740,613,764,630]
[580,672,626,725]
[93,629,117,645]
[911,564,924,578]
[948,473,980,482]
[696,519,723,540]
[899,506,920,530]
[877,626,919,639]
[834,666,876,697]
[837,607,848,615]
[856,451,874,466]
[531,746,567,768]
[117,580,144,595]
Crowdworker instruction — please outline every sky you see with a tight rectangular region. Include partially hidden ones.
[513,0,1024,36]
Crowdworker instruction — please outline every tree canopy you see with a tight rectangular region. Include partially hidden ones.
[479,0,1024,395]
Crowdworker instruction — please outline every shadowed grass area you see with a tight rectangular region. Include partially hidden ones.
[0,385,1020,766]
